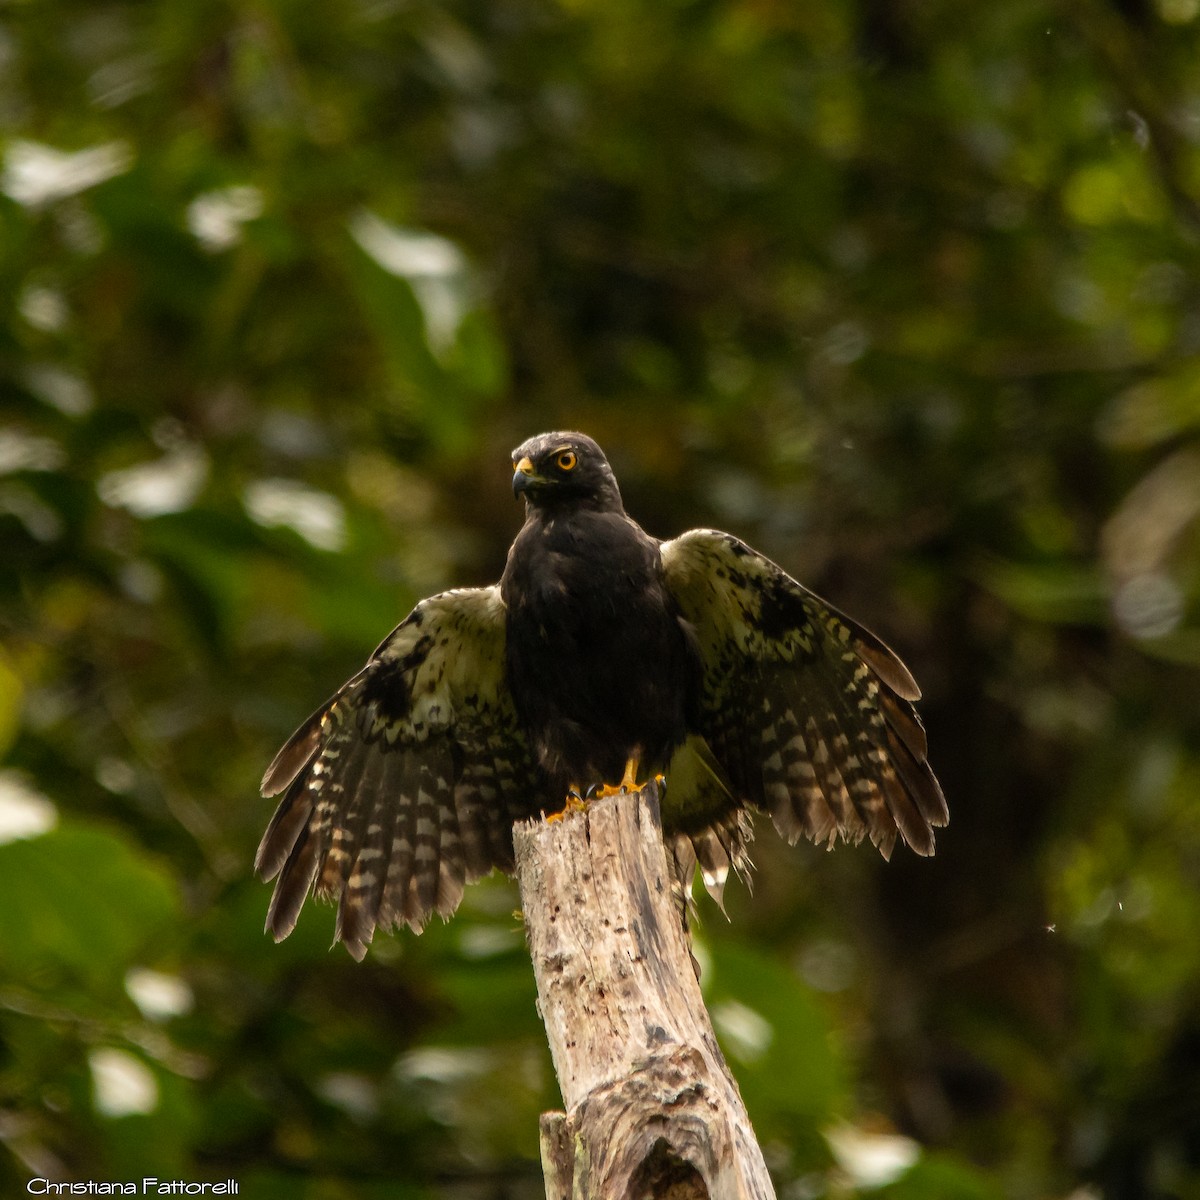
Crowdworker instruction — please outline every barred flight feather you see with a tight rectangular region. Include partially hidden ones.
[660,529,947,864]
[255,587,542,959]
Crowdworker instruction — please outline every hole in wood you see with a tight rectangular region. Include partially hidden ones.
[628,1137,709,1200]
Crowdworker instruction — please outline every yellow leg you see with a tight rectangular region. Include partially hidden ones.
[593,756,641,799]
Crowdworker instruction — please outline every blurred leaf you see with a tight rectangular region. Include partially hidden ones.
[1101,364,1200,450]
[705,942,847,1135]
[876,1152,1006,1200]
[0,649,23,760]
[342,220,506,452]
[0,823,180,993]
[977,560,1107,625]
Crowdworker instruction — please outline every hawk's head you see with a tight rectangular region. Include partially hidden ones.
[511,432,623,511]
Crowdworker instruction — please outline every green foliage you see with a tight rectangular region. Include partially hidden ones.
[4,0,1200,1196]
[877,1153,1007,1200]
[0,824,179,988]
[706,943,847,1131]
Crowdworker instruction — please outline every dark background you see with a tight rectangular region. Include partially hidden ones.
[3,1,1200,1196]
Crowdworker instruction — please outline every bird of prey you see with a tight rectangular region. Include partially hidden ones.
[257,432,947,959]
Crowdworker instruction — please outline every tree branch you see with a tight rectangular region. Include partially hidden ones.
[514,783,776,1200]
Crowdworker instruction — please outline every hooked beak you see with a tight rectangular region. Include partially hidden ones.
[512,456,537,498]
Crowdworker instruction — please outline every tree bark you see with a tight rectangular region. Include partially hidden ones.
[514,782,776,1200]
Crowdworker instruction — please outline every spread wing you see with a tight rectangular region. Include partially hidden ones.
[661,529,948,862]
[255,586,543,959]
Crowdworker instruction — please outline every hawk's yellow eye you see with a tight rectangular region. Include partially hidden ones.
[556,450,577,471]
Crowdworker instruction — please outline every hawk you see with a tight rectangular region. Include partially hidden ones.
[257,432,947,958]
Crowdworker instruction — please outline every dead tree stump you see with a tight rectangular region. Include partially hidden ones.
[514,782,776,1200]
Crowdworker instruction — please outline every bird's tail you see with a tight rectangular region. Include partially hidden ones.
[663,735,754,920]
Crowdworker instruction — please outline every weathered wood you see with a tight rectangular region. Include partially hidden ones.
[514,783,776,1200]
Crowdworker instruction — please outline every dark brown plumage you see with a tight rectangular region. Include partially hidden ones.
[257,432,948,958]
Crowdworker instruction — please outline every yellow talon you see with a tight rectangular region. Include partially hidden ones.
[593,756,641,799]
[546,786,588,823]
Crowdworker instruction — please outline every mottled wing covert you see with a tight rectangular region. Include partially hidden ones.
[255,586,541,959]
[661,530,947,860]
